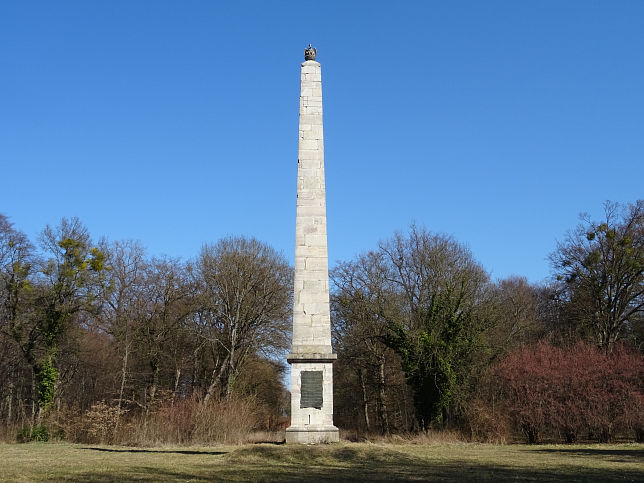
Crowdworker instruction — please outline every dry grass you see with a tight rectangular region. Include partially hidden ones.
[0,441,642,482]
[371,430,466,445]
[122,396,264,446]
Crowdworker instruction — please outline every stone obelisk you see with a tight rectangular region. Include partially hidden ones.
[285,45,339,444]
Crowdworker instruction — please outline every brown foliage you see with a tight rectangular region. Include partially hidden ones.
[493,341,643,443]
[461,398,510,443]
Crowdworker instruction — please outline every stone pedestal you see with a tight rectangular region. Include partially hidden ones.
[285,54,339,444]
[286,354,338,444]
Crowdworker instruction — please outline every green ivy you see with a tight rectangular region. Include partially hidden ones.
[36,358,58,409]
[382,291,476,428]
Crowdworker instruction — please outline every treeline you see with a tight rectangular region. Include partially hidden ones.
[0,217,291,444]
[0,200,642,444]
[331,201,643,443]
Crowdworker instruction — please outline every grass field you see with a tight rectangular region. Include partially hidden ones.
[0,441,642,482]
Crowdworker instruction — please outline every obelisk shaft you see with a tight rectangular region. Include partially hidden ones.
[286,47,339,444]
[292,59,332,354]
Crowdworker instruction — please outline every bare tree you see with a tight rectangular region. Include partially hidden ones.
[101,240,147,428]
[332,253,397,434]
[136,257,193,408]
[0,214,34,350]
[0,214,35,426]
[551,200,644,351]
[486,276,543,359]
[196,237,291,400]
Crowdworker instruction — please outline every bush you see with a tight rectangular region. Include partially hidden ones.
[461,398,510,443]
[493,341,643,443]
[16,424,49,443]
[83,401,121,444]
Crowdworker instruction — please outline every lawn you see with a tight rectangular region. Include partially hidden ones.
[0,441,642,482]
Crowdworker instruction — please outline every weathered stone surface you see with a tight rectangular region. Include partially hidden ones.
[286,362,337,443]
[285,427,339,444]
[286,54,339,444]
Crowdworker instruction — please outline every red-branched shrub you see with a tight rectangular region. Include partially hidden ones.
[493,341,643,443]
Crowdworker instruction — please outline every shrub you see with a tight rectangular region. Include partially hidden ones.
[461,398,510,443]
[16,424,49,443]
[494,341,643,443]
[634,394,644,443]
[83,401,121,444]
[31,424,49,442]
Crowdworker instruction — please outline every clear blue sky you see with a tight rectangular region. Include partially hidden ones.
[1,1,642,284]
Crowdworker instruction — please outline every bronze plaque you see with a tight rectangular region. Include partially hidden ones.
[300,371,323,409]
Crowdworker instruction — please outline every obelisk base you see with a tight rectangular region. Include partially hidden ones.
[286,354,339,444]
[285,426,339,444]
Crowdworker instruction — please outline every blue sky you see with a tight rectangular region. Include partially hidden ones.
[1,1,642,284]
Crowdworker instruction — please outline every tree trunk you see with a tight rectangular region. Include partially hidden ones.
[7,377,14,424]
[226,357,236,398]
[358,368,371,432]
[114,342,130,435]
[149,364,159,405]
[204,352,230,402]
[378,356,390,435]
[226,324,237,398]
[31,367,38,425]
[173,367,181,402]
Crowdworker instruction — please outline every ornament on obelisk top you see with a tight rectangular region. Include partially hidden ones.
[304,43,317,61]
[285,45,340,444]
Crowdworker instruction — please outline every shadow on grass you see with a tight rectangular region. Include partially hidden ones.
[81,447,227,456]
[214,464,644,483]
[533,447,644,463]
[252,439,285,445]
[57,463,644,482]
[63,445,644,482]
